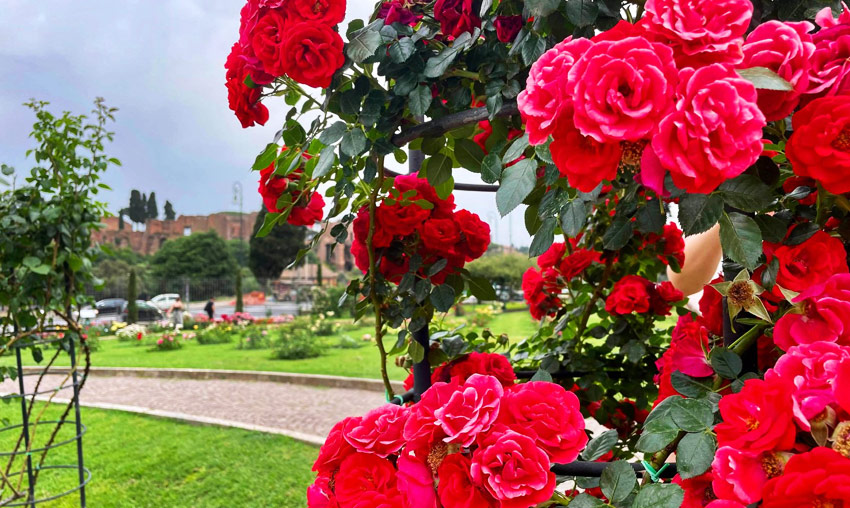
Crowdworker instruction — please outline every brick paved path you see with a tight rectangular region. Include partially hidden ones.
[1,374,385,442]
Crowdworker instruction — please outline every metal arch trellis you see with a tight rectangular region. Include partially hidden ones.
[1,331,90,508]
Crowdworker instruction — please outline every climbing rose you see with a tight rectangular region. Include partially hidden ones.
[772,230,848,293]
[333,453,399,506]
[559,248,601,280]
[711,447,787,505]
[643,0,752,67]
[715,378,797,453]
[344,404,409,457]
[312,417,356,474]
[760,447,850,507]
[740,21,815,121]
[605,275,652,315]
[650,64,765,194]
[568,36,677,142]
[396,449,438,508]
[403,381,455,446]
[452,209,491,261]
[287,193,325,226]
[522,267,560,320]
[421,218,461,257]
[674,472,715,508]
[379,0,420,25]
[518,37,593,145]
[287,0,346,25]
[807,8,850,97]
[433,0,480,38]
[669,314,713,378]
[433,352,516,388]
[224,43,270,128]
[786,96,850,195]
[549,106,623,192]
[773,273,850,351]
[433,374,503,447]
[699,278,725,337]
[251,10,289,77]
[494,16,523,43]
[497,381,588,463]
[437,453,498,508]
[280,22,344,88]
[471,427,556,508]
[307,473,337,508]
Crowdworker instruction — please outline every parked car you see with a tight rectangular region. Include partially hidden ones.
[151,293,180,310]
[95,298,126,316]
[121,300,165,322]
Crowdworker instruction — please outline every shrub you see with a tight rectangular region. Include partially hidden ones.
[237,331,269,350]
[334,335,363,349]
[80,332,101,352]
[272,326,323,360]
[195,325,233,345]
[311,313,338,336]
[469,305,497,328]
[154,333,181,351]
[310,285,353,317]
[116,323,147,342]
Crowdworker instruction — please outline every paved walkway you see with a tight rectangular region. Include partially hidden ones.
[1,374,385,444]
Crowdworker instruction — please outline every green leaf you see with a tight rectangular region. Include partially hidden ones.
[409,85,432,117]
[467,276,498,301]
[481,153,502,183]
[453,139,485,171]
[636,201,665,234]
[503,133,530,163]
[710,347,742,380]
[68,254,83,272]
[786,221,819,245]
[567,493,608,508]
[525,0,560,17]
[29,264,51,275]
[600,461,636,504]
[678,193,723,236]
[561,200,586,238]
[311,146,336,178]
[754,215,788,244]
[670,398,714,432]
[676,432,716,479]
[256,212,282,237]
[528,218,556,257]
[431,284,456,312]
[566,0,600,27]
[582,429,619,461]
[496,159,536,216]
[636,419,680,453]
[424,46,459,78]
[319,121,347,145]
[718,175,773,212]
[603,216,634,250]
[252,143,278,171]
[632,484,684,508]
[719,212,763,270]
[389,37,416,63]
[347,26,383,63]
[530,368,553,382]
[340,129,368,157]
[736,67,793,91]
[521,35,547,66]
[671,371,712,398]
[408,339,426,363]
[424,153,453,187]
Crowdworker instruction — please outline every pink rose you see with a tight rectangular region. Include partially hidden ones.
[549,106,623,192]
[518,37,593,145]
[836,358,850,413]
[497,382,587,463]
[650,64,765,194]
[568,36,677,142]
[774,273,850,351]
[403,382,455,446]
[471,427,556,508]
[643,0,752,67]
[816,4,850,29]
[397,448,438,508]
[312,417,357,474]
[434,374,503,447]
[669,314,713,378]
[807,10,850,97]
[307,473,338,508]
[437,453,498,508]
[766,342,850,430]
[740,21,815,121]
[715,378,797,453]
[711,447,786,505]
[334,453,398,506]
[343,404,409,457]
[706,502,747,508]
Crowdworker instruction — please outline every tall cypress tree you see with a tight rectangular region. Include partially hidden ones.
[127,269,138,324]
[164,200,176,221]
[128,190,144,223]
[235,269,244,313]
[146,192,158,219]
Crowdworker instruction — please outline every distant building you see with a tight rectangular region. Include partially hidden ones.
[92,212,258,256]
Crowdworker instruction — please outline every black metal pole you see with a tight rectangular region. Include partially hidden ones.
[68,338,86,507]
[412,326,432,401]
[16,344,36,507]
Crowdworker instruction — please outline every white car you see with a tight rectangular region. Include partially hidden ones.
[151,293,181,310]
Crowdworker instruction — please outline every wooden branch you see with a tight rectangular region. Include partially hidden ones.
[391,101,519,147]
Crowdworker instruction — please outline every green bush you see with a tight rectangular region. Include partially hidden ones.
[153,333,181,351]
[272,326,323,360]
[334,335,363,349]
[236,330,269,350]
[310,285,353,317]
[195,326,233,345]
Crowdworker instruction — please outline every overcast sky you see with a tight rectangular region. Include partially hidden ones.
[0,0,531,247]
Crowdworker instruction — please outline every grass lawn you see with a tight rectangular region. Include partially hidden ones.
[0,406,317,507]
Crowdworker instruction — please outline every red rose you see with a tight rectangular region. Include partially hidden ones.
[786,96,850,195]
[782,176,817,206]
[559,248,601,280]
[396,448,438,508]
[343,404,409,457]
[674,472,715,508]
[549,107,623,192]
[471,427,556,508]
[774,273,850,351]
[288,192,325,226]
[773,230,848,293]
[835,357,850,413]
[537,242,566,270]
[715,378,797,453]
[312,417,357,473]
[497,381,588,463]
[251,10,289,77]
[307,472,338,508]
[224,43,270,128]
[334,453,398,506]
[494,15,523,43]
[761,448,850,507]
[379,0,420,25]
[452,210,490,261]
[649,281,684,316]
[433,374,503,447]
[667,314,713,377]
[394,173,455,219]
[435,352,516,388]
[741,21,815,121]
[377,203,431,239]
[522,267,561,320]
[433,0,480,38]
[280,22,344,89]
[807,20,850,97]
[437,453,498,508]
[711,447,786,505]
[661,223,685,267]
[605,275,652,315]
[698,277,724,336]
[286,0,346,25]
[421,218,461,257]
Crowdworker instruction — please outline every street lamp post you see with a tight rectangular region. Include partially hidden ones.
[232,182,243,241]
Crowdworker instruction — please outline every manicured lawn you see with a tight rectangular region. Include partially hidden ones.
[0,406,317,507]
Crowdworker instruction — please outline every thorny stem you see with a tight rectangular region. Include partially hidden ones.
[643,431,685,486]
[574,258,615,354]
[366,155,394,399]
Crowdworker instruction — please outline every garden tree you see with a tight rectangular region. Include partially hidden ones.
[235,269,244,312]
[150,231,237,293]
[163,200,176,221]
[248,207,306,281]
[465,253,534,297]
[146,192,158,219]
[226,0,850,505]
[316,259,323,287]
[128,189,146,223]
[0,98,118,500]
[226,238,249,267]
[118,212,125,230]
[127,269,138,324]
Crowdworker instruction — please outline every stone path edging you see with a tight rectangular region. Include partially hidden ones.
[21,366,405,394]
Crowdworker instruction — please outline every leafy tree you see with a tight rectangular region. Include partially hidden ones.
[127,269,138,323]
[146,192,158,219]
[249,207,306,281]
[227,239,249,267]
[150,231,237,290]
[118,212,125,230]
[465,253,535,297]
[128,190,145,223]
[164,200,176,221]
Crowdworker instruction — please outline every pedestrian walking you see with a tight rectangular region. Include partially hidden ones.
[168,295,185,330]
[203,298,215,320]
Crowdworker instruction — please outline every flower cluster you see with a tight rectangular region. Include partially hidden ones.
[351,173,490,285]
[307,375,587,508]
[225,0,346,127]
[403,351,517,392]
[605,275,684,317]
[258,155,325,227]
[155,333,181,351]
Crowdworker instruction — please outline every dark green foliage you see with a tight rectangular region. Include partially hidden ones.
[128,190,146,223]
[163,200,176,221]
[146,192,158,219]
[235,270,244,313]
[150,231,237,295]
[249,207,307,280]
[272,324,324,360]
[227,239,249,267]
[127,269,138,324]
